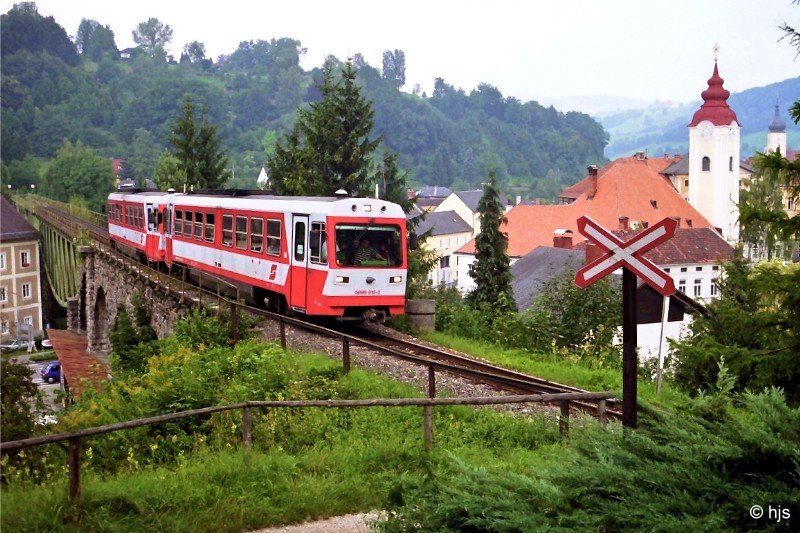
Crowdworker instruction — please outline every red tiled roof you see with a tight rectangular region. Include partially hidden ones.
[0,197,39,242]
[561,155,680,199]
[458,156,715,257]
[47,329,108,398]
[641,227,734,265]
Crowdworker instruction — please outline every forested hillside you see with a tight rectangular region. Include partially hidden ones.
[0,3,608,200]
[599,76,800,159]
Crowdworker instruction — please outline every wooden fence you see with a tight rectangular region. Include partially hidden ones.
[0,391,613,510]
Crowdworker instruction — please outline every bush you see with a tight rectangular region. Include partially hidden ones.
[378,388,800,532]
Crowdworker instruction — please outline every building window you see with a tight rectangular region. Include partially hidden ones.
[678,280,686,293]
[0,253,5,271]
[702,157,710,172]
[729,156,733,172]
[663,268,670,273]
[712,265,719,271]
[696,266,703,271]
[710,282,718,297]
[1,320,8,334]
[789,197,795,211]
[22,283,31,299]
[680,267,688,273]
[684,179,689,187]
[693,279,702,297]
[23,315,33,326]
[0,286,6,302]
[20,250,30,267]
[440,256,450,268]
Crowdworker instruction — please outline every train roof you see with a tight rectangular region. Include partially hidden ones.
[108,191,406,218]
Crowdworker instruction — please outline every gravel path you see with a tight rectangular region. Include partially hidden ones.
[252,512,380,533]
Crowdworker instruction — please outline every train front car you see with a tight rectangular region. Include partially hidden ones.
[107,190,173,264]
[308,197,407,321]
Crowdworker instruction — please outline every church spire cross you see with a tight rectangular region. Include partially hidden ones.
[713,43,720,63]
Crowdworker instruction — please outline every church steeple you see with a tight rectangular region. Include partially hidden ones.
[687,53,740,243]
[769,102,786,133]
[766,101,788,154]
[689,62,740,127]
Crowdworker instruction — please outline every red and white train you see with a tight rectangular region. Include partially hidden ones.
[107,189,408,321]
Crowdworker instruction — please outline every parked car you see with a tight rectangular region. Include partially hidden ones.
[41,361,61,384]
[0,339,23,353]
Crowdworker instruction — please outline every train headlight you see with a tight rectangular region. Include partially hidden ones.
[390,276,403,284]
[335,276,350,284]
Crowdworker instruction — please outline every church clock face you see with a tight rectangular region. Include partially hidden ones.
[728,125,738,138]
[700,123,713,138]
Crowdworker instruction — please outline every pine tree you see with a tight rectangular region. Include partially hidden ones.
[468,173,515,313]
[267,59,381,197]
[168,96,230,190]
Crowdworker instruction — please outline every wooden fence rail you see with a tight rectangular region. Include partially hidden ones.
[0,391,613,511]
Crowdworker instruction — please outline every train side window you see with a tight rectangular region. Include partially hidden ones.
[266,219,281,256]
[205,213,215,242]
[184,211,193,238]
[194,212,203,240]
[147,207,156,232]
[175,210,183,235]
[222,215,233,246]
[310,222,327,264]
[250,218,264,252]
[236,216,247,250]
[294,221,306,261]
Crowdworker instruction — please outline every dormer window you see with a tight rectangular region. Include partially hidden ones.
[702,157,710,172]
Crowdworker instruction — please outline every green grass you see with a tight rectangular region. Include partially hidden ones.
[1,349,55,361]
[418,330,688,409]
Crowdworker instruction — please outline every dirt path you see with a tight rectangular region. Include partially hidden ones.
[251,512,379,533]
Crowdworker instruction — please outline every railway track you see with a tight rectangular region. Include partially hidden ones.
[23,198,621,422]
[343,325,621,420]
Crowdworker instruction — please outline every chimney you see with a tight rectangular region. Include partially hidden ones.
[686,218,692,227]
[553,229,573,249]
[585,241,604,264]
[634,150,646,161]
[587,165,598,199]
[618,216,629,232]
[516,195,522,205]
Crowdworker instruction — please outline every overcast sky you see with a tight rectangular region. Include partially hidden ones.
[5,0,799,105]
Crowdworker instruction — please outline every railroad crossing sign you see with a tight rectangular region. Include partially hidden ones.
[573,216,678,429]
[574,216,677,296]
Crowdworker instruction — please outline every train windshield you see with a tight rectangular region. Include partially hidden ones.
[334,224,403,267]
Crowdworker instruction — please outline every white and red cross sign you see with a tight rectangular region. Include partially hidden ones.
[574,216,677,296]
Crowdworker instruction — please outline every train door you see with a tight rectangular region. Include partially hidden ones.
[145,202,157,257]
[164,201,174,265]
[289,214,309,311]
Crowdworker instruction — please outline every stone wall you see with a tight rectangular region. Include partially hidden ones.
[70,248,192,353]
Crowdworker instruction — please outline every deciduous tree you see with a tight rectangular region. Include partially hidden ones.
[132,17,173,58]
[40,140,115,210]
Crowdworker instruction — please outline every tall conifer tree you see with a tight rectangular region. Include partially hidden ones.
[468,172,515,313]
[168,96,230,190]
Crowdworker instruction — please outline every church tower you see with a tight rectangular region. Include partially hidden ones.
[766,102,787,155]
[687,60,740,243]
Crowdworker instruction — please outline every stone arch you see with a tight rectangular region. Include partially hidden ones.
[91,286,109,352]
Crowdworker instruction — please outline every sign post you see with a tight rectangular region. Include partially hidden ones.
[574,216,677,428]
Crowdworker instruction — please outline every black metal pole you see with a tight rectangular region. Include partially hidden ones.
[622,267,638,429]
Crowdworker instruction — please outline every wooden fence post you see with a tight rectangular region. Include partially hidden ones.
[427,364,436,398]
[423,405,433,451]
[342,337,350,373]
[559,401,570,437]
[279,319,287,349]
[68,437,81,510]
[242,406,252,466]
[598,399,607,427]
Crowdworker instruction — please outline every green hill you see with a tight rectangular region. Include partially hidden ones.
[0,4,607,200]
